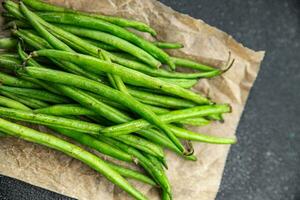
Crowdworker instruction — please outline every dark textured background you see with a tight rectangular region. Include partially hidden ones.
[1,0,299,199]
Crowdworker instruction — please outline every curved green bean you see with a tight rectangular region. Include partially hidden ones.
[171,57,217,71]
[0,106,102,135]
[170,125,237,144]
[0,118,147,200]
[0,95,31,111]
[153,41,183,49]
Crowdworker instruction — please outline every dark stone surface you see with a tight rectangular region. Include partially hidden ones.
[1,0,299,199]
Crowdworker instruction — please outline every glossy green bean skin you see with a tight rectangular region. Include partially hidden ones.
[116,135,165,160]
[127,87,196,109]
[0,37,17,49]
[0,95,31,111]
[171,57,216,71]
[179,117,211,126]
[106,162,157,186]
[50,127,133,163]
[0,56,22,71]
[0,118,147,200]
[35,12,175,68]
[23,0,157,36]
[0,106,102,134]
[169,125,237,144]
[31,50,210,105]
[24,66,185,152]
[0,71,40,89]
[0,90,49,109]
[34,104,96,116]
[110,53,221,79]
[99,105,230,136]
[98,137,171,195]
[0,86,69,104]
[153,41,183,49]
[56,24,161,68]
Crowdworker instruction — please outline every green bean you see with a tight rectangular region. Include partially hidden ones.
[153,41,183,49]
[55,85,133,123]
[127,87,196,109]
[106,162,157,186]
[0,37,17,49]
[0,90,49,109]
[98,137,171,195]
[0,56,22,71]
[0,85,69,104]
[206,113,224,121]
[50,127,133,163]
[23,0,157,36]
[179,117,211,126]
[171,57,216,72]
[0,118,147,200]
[0,71,40,89]
[0,106,102,135]
[56,24,161,68]
[83,38,118,51]
[34,12,175,69]
[30,50,210,105]
[116,135,165,160]
[169,125,237,144]
[0,95,31,111]
[109,53,222,79]
[34,104,96,116]
[99,105,230,136]
[24,66,185,152]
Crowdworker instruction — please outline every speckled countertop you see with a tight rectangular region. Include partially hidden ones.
[0,0,299,199]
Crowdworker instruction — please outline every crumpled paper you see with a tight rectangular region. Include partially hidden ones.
[0,0,265,199]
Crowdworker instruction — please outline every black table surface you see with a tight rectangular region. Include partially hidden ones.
[1,0,299,200]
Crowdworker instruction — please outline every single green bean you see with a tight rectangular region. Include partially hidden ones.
[83,38,118,51]
[0,53,19,59]
[179,117,211,126]
[0,85,69,103]
[127,87,196,109]
[56,24,161,68]
[170,125,237,144]
[171,57,216,71]
[30,50,210,104]
[0,56,22,71]
[0,90,49,109]
[24,66,185,152]
[106,162,157,186]
[0,71,40,89]
[34,104,96,116]
[0,95,31,111]
[0,106,102,135]
[23,0,157,36]
[0,37,17,49]
[153,41,183,49]
[0,118,147,200]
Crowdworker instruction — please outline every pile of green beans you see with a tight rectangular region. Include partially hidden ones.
[0,1,236,199]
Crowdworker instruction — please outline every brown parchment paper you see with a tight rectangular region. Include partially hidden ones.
[0,0,265,199]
